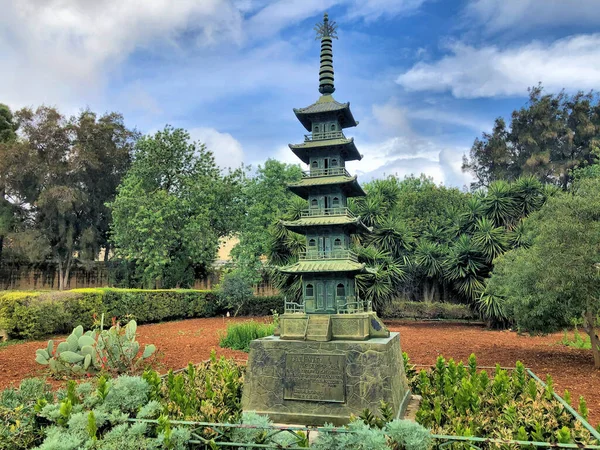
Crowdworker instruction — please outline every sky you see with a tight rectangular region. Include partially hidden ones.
[2,0,600,189]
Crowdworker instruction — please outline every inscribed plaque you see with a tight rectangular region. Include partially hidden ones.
[284,353,346,402]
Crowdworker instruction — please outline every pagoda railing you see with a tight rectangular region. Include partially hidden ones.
[301,167,351,178]
[336,296,372,314]
[304,130,345,141]
[299,249,358,262]
[284,297,304,314]
[300,207,355,218]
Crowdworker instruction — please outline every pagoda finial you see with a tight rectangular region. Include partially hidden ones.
[314,12,337,95]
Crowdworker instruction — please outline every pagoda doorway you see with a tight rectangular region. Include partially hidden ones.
[315,280,336,313]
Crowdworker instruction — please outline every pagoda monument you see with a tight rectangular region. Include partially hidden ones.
[242,13,409,426]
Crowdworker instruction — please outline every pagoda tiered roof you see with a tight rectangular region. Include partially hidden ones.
[288,174,365,198]
[280,208,372,235]
[293,95,358,131]
[289,136,361,164]
[279,259,376,275]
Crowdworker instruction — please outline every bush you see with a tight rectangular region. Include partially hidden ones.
[237,295,284,316]
[381,301,477,321]
[0,378,54,450]
[411,354,597,445]
[219,320,275,352]
[0,289,281,339]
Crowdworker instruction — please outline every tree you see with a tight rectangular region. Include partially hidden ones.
[232,159,302,283]
[487,171,600,368]
[109,126,244,288]
[218,270,255,316]
[464,85,600,189]
[0,103,18,262]
[0,106,137,287]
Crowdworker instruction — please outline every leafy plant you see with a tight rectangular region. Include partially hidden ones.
[412,354,597,446]
[35,320,156,376]
[219,320,275,352]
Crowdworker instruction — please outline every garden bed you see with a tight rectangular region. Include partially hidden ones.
[1,318,599,426]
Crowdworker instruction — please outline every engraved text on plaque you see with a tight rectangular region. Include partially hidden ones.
[284,354,346,402]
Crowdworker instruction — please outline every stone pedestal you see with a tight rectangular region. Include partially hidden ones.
[242,332,410,426]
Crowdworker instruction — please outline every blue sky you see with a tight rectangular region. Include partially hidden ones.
[2,0,600,188]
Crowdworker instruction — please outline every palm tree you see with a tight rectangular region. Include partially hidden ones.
[414,239,448,302]
[355,245,408,314]
[481,180,519,228]
[365,216,415,261]
[512,175,544,217]
[472,217,510,262]
[443,234,487,302]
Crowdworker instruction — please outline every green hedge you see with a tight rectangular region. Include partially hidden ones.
[381,300,477,321]
[0,289,282,340]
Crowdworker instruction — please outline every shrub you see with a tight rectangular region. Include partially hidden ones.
[219,320,275,352]
[0,288,282,339]
[0,289,224,339]
[381,301,477,321]
[412,354,597,445]
[237,295,284,316]
[0,378,54,450]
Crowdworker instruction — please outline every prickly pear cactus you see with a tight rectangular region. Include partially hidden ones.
[35,320,156,377]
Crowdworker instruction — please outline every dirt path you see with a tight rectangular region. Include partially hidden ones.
[1,318,598,426]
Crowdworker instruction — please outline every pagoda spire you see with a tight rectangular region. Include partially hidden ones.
[314,12,337,95]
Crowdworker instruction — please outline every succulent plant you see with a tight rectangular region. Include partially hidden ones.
[36,320,156,377]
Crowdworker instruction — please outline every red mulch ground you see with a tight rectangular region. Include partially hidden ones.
[0,318,598,426]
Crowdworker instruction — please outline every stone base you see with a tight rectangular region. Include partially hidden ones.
[242,332,410,426]
[279,312,390,341]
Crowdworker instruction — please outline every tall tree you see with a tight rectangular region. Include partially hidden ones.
[487,170,600,368]
[464,85,600,189]
[0,106,137,288]
[109,126,244,288]
[232,159,302,285]
[0,103,19,262]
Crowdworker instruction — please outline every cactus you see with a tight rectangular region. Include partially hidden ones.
[35,320,156,377]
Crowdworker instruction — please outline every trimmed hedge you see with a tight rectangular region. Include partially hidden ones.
[0,289,283,340]
[381,300,477,321]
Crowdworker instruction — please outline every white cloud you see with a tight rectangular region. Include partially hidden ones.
[347,136,472,187]
[396,34,600,98]
[188,127,245,170]
[345,0,429,22]
[0,0,243,109]
[465,0,600,33]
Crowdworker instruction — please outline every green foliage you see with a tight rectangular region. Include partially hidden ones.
[382,301,476,320]
[411,355,597,445]
[561,328,592,349]
[464,85,600,189]
[0,106,137,288]
[35,320,156,377]
[0,378,54,450]
[219,320,275,352]
[486,171,600,366]
[0,288,282,340]
[109,125,244,288]
[159,355,244,423]
[217,270,254,317]
[232,159,302,281]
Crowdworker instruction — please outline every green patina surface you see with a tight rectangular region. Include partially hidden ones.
[241,332,410,426]
[279,259,374,274]
[242,13,409,427]
[288,175,366,198]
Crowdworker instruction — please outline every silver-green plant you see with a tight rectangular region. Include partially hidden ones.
[35,321,156,377]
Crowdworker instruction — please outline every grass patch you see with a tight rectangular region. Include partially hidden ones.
[219,320,275,352]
